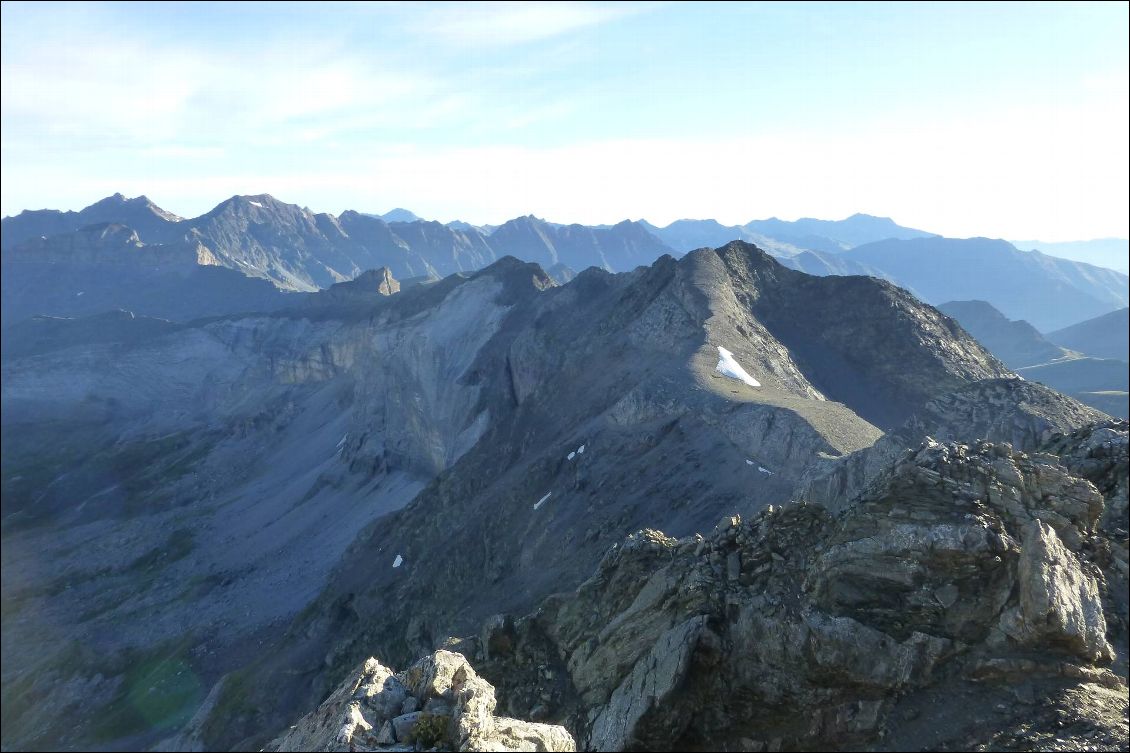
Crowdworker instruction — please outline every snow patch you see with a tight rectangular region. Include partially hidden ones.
[249,200,264,208]
[567,451,576,460]
[76,291,85,297]
[392,554,403,568]
[746,459,754,465]
[567,443,585,460]
[758,466,773,475]
[533,492,552,510]
[578,444,585,454]
[715,346,761,387]
[336,434,348,449]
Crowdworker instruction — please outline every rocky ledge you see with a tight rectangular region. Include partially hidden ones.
[267,650,575,752]
[467,421,1129,751]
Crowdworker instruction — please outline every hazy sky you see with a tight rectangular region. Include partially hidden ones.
[2,1,1127,240]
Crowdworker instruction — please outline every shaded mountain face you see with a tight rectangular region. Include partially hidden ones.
[488,216,671,273]
[0,310,181,360]
[1,223,297,324]
[1,241,1050,752]
[0,193,183,250]
[938,299,1067,368]
[1047,307,1130,362]
[845,237,1130,331]
[3,196,676,297]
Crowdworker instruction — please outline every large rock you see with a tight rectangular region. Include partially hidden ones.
[268,650,574,752]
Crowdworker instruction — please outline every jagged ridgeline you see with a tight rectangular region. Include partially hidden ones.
[1,238,1126,751]
[3,193,1126,332]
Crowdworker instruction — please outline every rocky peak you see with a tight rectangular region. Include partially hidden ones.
[358,267,401,296]
[380,208,422,223]
[469,255,555,299]
[267,650,574,752]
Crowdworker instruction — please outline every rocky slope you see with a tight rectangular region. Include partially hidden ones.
[0,242,1111,752]
[165,244,1059,751]
[455,422,1129,751]
[266,424,1129,752]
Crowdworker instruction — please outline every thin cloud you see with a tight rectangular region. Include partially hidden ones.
[408,2,649,46]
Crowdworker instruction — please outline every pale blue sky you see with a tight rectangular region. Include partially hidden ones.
[2,1,1127,240]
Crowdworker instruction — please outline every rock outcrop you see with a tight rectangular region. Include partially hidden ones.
[268,650,574,752]
[467,422,1129,751]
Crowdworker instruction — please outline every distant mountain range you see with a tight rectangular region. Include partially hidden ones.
[842,237,1127,331]
[1046,306,1129,362]
[2,194,1126,333]
[936,300,1067,368]
[1,195,670,293]
[939,299,1128,418]
[1012,238,1129,275]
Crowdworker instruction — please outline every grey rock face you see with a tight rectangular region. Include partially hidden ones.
[470,426,1128,751]
[267,651,574,752]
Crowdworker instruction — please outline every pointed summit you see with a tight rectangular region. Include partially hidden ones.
[380,208,422,223]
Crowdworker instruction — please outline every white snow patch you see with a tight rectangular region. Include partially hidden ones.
[746,459,754,465]
[567,451,576,460]
[249,200,264,208]
[578,444,585,454]
[715,346,761,387]
[533,492,552,510]
[758,466,773,475]
[76,291,85,297]
[336,434,348,449]
[392,554,403,568]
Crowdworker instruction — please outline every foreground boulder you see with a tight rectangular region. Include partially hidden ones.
[268,649,574,752]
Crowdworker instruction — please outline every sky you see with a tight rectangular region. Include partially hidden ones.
[1,1,1127,241]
